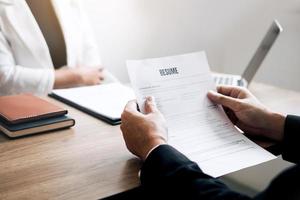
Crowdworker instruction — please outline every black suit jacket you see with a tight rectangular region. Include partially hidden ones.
[138,115,300,200]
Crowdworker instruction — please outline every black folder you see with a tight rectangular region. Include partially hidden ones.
[49,83,135,126]
[49,93,121,125]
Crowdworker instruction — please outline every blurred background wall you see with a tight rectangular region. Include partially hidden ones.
[83,0,300,91]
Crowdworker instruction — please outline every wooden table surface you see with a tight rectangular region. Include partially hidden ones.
[0,96,141,200]
[1,82,300,200]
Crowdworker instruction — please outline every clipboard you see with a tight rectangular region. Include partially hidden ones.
[49,83,135,125]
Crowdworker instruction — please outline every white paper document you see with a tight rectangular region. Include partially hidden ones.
[127,52,275,177]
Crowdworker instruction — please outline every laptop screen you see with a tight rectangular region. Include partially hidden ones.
[242,20,283,84]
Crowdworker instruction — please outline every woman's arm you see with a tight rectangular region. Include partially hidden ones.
[54,67,104,89]
[0,30,55,95]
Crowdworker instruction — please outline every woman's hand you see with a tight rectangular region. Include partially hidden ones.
[207,85,286,142]
[54,66,105,89]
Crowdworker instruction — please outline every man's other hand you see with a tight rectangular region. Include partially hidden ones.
[120,97,167,161]
[207,85,286,142]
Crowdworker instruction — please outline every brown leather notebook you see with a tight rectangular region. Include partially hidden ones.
[0,94,67,124]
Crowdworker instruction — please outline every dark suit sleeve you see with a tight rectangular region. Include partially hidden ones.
[254,114,300,200]
[140,145,251,200]
[282,115,300,164]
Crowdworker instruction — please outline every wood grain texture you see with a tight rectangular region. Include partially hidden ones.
[1,83,300,200]
[0,96,141,200]
[250,83,300,115]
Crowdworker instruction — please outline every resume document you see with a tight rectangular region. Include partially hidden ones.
[127,52,275,177]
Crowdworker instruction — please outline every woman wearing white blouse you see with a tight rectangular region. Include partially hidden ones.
[0,0,117,95]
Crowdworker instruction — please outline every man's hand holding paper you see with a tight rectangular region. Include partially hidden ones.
[125,51,276,177]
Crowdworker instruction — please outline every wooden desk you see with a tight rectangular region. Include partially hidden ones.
[1,82,300,200]
[0,97,141,200]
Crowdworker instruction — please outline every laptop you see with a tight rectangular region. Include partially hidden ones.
[213,20,283,87]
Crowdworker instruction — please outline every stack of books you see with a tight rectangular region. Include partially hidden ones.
[0,94,75,138]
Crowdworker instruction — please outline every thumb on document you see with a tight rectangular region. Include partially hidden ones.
[144,96,158,114]
[207,90,239,111]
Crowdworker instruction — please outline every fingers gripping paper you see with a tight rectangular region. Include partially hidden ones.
[126,51,275,177]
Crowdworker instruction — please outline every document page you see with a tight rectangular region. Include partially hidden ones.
[127,52,275,177]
